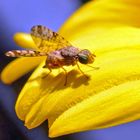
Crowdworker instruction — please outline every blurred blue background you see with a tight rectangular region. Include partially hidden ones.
[0,0,140,140]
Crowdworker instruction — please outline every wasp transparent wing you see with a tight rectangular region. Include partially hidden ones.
[5,50,47,57]
[30,25,72,53]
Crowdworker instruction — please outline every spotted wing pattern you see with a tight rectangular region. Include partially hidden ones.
[31,25,72,53]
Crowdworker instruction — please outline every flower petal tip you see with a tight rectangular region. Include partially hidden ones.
[1,68,14,84]
[24,123,33,130]
[14,33,36,49]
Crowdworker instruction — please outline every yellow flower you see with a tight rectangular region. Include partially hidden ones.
[2,0,140,138]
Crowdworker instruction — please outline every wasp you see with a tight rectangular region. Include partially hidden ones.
[5,25,97,85]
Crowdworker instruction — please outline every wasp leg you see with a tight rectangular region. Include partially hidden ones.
[76,62,89,79]
[61,67,68,86]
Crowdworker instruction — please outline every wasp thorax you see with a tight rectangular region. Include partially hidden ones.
[78,50,95,64]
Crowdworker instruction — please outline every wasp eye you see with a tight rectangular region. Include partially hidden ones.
[78,55,88,64]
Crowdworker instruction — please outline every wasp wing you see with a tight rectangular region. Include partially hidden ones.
[30,25,72,53]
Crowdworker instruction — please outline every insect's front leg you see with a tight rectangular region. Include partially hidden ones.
[76,61,89,79]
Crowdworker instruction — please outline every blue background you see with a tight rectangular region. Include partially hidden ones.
[0,0,140,140]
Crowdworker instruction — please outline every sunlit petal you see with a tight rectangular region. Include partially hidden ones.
[15,27,140,130]
[14,33,36,49]
[49,80,140,137]
[10,0,140,137]
[1,57,45,84]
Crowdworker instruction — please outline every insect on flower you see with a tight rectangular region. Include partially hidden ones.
[5,25,98,85]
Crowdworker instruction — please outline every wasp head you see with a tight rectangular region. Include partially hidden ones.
[77,49,96,64]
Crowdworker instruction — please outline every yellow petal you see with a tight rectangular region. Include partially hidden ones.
[1,57,45,84]
[24,48,140,130]
[49,80,140,137]
[14,0,140,138]
[1,32,46,84]
[59,0,140,38]
[15,26,140,126]
[14,33,36,49]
